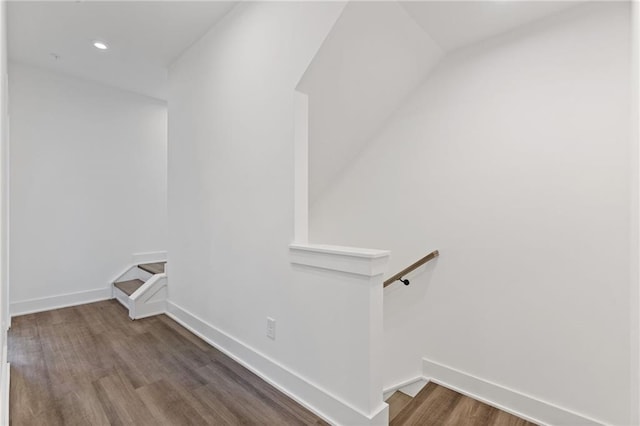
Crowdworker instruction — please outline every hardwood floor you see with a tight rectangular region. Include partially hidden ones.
[9,300,327,425]
[390,382,537,426]
[10,299,539,426]
[387,391,413,422]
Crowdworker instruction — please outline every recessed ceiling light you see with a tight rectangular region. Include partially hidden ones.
[93,41,108,50]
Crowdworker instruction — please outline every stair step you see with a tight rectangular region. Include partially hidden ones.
[138,262,166,275]
[386,391,413,422]
[390,383,537,426]
[114,279,145,296]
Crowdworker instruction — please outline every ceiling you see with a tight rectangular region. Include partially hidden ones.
[298,1,444,204]
[6,1,581,101]
[400,1,580,52]
[300,1,583,204]
[8,1,237,100]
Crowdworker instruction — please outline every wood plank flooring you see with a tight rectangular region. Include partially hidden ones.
[9,300,327,425]
[387,391,413,422]
[390,382,537,426]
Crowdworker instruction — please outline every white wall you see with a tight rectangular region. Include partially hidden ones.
[0,0,7,330]
[631,2,640,423]
[297,1,442,204]
[169,2,397,423]
[8,63,167,313]
[0,0,9,421]
[310,3,633,424]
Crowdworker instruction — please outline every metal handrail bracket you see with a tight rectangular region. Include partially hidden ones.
[383,250,439,287]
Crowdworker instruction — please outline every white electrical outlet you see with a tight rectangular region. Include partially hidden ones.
[266,317,276,340]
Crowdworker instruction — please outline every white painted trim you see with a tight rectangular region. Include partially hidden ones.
[422,358,604,426]
[290,243,389,259]
[369,403,389,426]
[130,273,166,300]
[132,300,166,320]
[131,251,167,265]
[294,91,309,244]
[383,376,424,394]
[290,243,390,277]
[382,377,428,400]
[130,274,167,320]
[166,300,385,426]
[398,380,428,398]
[10,287,110,316]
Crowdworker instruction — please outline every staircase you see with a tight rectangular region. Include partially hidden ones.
[112,261,168,320]
[386,382,537,425]
[387,391,413,423]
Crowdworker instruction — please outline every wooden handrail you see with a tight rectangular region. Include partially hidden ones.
[383,250,439,287]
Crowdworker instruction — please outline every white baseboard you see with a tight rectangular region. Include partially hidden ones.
[383,376,427,400]
[398,379,428,398]
[422,358,603,426]
[10,287,111,317]
[166,300,384,426]
[132,251,167,265]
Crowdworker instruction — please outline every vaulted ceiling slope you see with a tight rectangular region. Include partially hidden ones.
[298,1,443,204]
[8,1,237,100]
[401,1,579,52]
[300,1,580,204]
